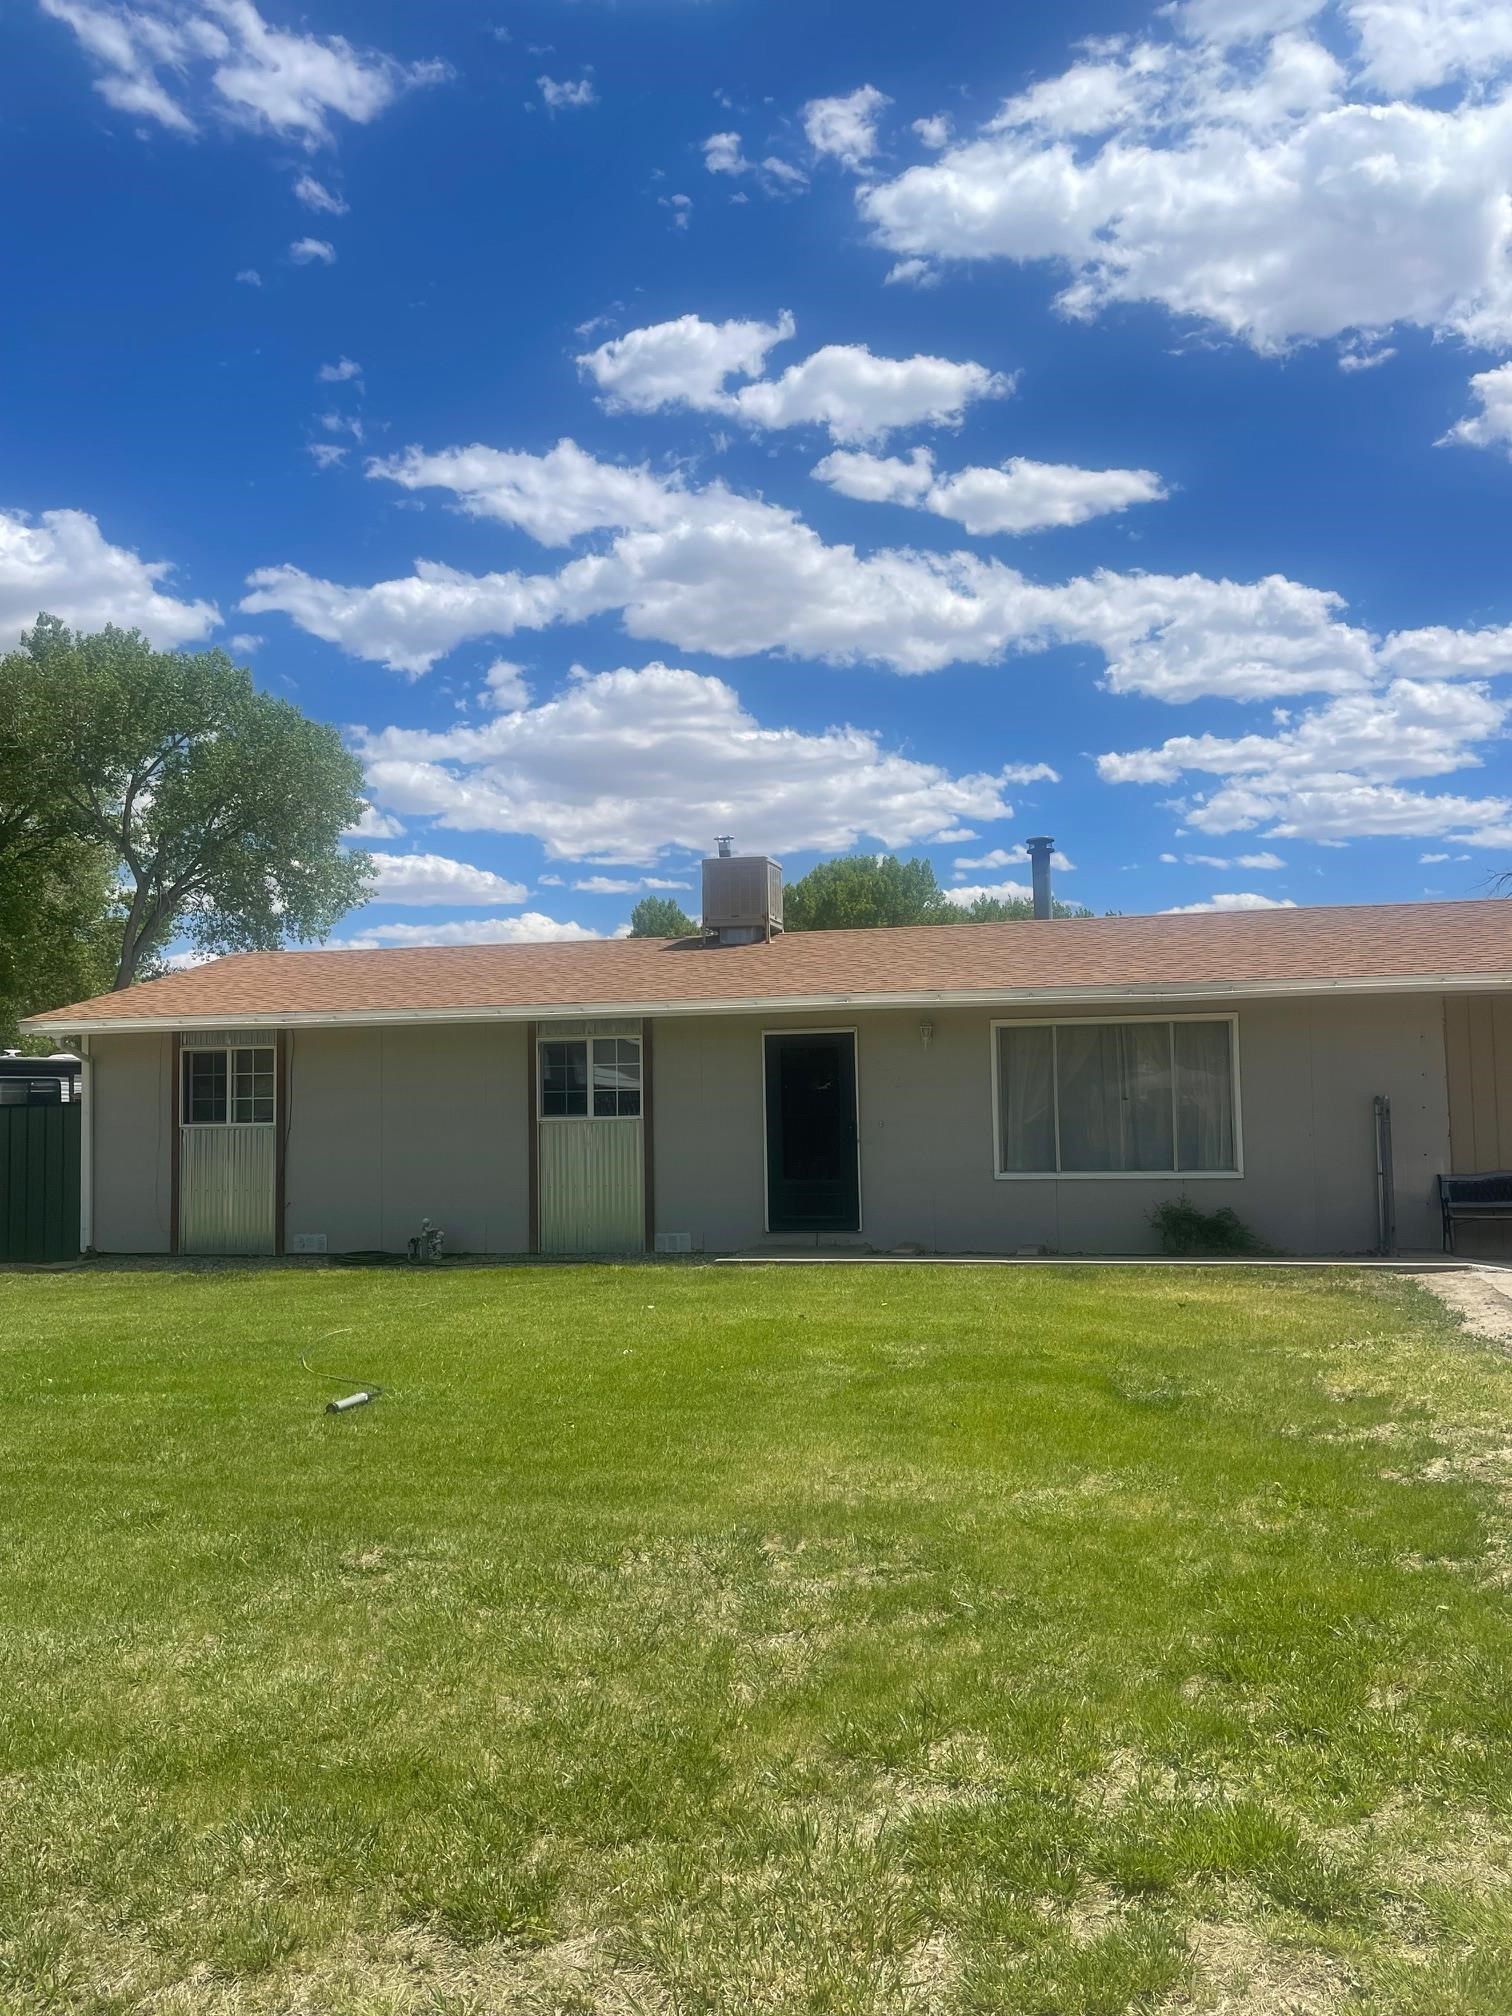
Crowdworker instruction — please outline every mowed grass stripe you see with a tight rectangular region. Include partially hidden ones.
[0,1264,1507,2014]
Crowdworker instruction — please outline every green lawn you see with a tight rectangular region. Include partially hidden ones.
[1,1264,1509,2015]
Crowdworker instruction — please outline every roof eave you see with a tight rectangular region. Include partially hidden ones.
[22,967,1512,1035]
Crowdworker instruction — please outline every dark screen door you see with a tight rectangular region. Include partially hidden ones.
[764,1032,860,1233]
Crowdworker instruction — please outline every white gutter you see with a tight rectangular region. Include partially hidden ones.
[22,967,1512,1036]
[79,1035,93,1255]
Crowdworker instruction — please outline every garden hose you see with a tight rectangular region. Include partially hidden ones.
[301,1330,387,1415]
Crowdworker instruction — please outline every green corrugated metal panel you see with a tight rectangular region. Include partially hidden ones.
[180,1126,276,1254]
[538,1120,643,1254]
[0,1104,81,1263]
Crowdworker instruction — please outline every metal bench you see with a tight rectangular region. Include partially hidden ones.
[1438,1172,1512,1253]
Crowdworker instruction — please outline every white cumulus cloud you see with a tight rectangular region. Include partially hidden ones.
[351,661,1027,865]
[245,429,1508,851]
[290,237,336,265]
[803,84,891,168]
[814,447,1166,533]
[578,312,795,415]
[1100,678,1512,842]
[1348,0,1512,94]
[1441,361,1512,453]
[578,311,1008,442]
[573,875,693,894]
[482,659,531,711]
[538,75,597,110]
[858,7,1512,358]
[345,804,405,840]
[334,913,599,949]
[0,507,218,649]
[954,846,1074,871]
[41,0,447,145]
[1171,849,1288,869]
[294,173,347,214]
[703,130,750,174]
[366,851,529,906]
[1163,892,1300,912]
[732,346,1011,444]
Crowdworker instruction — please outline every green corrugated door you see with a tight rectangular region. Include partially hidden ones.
[0,1104,82,1263]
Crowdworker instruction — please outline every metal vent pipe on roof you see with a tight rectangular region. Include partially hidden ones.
[1026,837,1054,921]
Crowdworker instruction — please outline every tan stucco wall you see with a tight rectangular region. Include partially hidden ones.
[650,994,1452,1256]
[90,1033,174,1253]
[283,1025,530,1254]
[82,990,1454,1257]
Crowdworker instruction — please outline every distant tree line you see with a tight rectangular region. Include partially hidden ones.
[628,853,1091,938]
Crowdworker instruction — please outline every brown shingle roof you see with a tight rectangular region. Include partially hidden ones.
[24,899,1512,1031]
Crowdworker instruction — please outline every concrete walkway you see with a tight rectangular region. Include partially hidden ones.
[717,1251,1498,1272]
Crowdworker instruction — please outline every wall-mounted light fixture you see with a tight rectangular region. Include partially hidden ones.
[920,1022,934,1051]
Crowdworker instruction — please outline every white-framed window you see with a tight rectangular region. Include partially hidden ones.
[182,1045,276,1127]
[991,1015,1241,1178]
[539,1034,642,1119]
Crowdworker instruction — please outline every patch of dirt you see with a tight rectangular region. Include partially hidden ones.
[1176,1918,1358,2014]
[1406,1270,1512,1350]
[136,1925,671,2015]
[853,1753,994,1843]
[900,1929,959,2002]
[1063,1882,1129,1944]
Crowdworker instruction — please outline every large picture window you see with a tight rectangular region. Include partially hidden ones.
[182,1045,275,1127]
[993,1017,1239,1177]
[539,1035,642,1119]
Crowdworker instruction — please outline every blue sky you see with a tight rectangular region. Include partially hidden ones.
[6,0,1512,947]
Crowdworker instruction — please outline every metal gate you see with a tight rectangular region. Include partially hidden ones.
[1,1102,81,1263]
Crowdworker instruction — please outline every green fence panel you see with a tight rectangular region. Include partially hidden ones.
[0,1104,81,1263]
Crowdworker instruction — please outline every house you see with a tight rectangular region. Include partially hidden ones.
[20,851,1512,1261]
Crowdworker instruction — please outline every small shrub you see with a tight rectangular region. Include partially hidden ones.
[1149,1196,1269,1256]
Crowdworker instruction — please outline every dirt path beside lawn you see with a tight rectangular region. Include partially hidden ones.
[1409,1268,1512,1349]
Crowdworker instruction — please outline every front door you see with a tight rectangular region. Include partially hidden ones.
[764,1032,860,1234]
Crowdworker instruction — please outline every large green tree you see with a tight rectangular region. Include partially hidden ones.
[954,892,1089,921]
[2,616,373,992]
[784,854,956,931]
[783,854,1090,931]
[0,837,119,1047]
[628,894,698,938]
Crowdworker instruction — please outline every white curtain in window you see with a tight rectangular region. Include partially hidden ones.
[1175,1021,1235,1171]
[1056,1022,1174,1172]
[998,1025,1056,1171]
